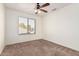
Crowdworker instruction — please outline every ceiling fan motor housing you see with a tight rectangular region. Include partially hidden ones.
[37,3,40,9]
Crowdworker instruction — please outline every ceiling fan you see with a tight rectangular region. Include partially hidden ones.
[35,3,50,14]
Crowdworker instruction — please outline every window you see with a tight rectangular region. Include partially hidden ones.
[18,16,36,34]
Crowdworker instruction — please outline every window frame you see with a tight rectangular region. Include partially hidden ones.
[18,16,36,35]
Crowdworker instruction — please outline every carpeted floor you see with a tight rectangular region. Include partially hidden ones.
[1,39,79,56]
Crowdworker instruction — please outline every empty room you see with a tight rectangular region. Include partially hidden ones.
[0,3,79,56]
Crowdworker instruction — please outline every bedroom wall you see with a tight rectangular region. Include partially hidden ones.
[43,4,79,51]
[0,4,5,54]
[5,8,43,45]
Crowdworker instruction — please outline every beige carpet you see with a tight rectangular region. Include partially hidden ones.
[1,39,79,56]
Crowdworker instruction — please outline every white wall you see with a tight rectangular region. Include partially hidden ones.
[5,8,43,45]
[43,4,79,51]
[0,4,5,54]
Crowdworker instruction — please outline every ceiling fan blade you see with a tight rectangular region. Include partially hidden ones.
[40,3,50,8]
[40,9,48,13]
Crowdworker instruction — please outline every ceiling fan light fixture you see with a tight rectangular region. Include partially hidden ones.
[38,9,41,14]
[35,9,38,13]
[35,9,41,14]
